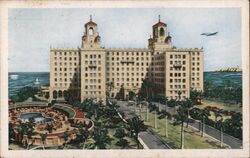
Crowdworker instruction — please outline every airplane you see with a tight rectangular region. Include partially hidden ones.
[200,32,218,36]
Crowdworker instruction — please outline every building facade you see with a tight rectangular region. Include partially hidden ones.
[50,16,203,102]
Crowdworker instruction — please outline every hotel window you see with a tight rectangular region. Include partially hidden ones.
[59,57,62,60]
[54,52,57,55]
[98,55,101,58]
[183,79,186,82]
[98,67,101,71]
[170,79,173,83]
[197,68,200,71]
[55,78,57,81]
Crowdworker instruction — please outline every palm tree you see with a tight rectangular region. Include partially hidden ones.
[9,122,15,144]
[173,105,189,149]
[62,130,69,149]
[74,127,90,149]
[106,81,115,99]
[216,120,224,148]
[141,79,153,101]
[197,109,211,137]
[148,103,157,128]
[180,99,193,128]
[40,133,47,150]
[213,111,223,128]
[127,116,147,149]
[92,126,112,149]
[114,127,129,149]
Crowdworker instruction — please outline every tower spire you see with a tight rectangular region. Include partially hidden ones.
[158,15,160,22]
[90,14,92,21]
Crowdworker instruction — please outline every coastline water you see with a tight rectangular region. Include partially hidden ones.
[8,71,242,97]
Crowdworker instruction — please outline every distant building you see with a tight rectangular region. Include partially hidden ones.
[49,15,204,102]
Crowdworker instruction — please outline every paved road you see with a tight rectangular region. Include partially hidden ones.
[139,129,171,149]
[151,102,243,149]
[188,118,242,149]
[116,101,172,149]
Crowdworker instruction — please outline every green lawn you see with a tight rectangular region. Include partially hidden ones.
[197,99,242,113]
[194,99,242,121]
[130,106,229,149]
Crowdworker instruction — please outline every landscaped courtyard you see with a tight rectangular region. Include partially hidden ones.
[125,104,229,149]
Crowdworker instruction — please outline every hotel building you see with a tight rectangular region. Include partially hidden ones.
[49,16,203,102]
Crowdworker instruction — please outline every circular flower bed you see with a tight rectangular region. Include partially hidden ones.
[9,102,93,147]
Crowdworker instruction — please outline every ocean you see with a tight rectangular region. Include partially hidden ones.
[8,71,242,97]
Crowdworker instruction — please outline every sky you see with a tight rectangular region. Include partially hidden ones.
[8,8,241,72]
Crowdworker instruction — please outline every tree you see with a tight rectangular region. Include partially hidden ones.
[140,79,154,101]
[179,99,193,128]
[40,133,47,149]
[106,81,115,99]
[74,127,90,149]
[127,116,147,149]
[216,120,224,148]
[45,123,55,133]
[9,122,15,144]
[62,130,70,149]
[92,126,112,149]
[198,109,211,137]
[173,105,189,149]
[114,127,129,149]
[148,102,158,128]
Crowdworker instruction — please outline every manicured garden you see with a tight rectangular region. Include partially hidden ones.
[128,105,229,149]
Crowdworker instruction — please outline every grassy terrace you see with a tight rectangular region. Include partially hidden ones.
[129,106,229,149]
[194,99,242,121]
[52,104,75,119]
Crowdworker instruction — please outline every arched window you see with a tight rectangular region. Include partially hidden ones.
[63,90,68,99]
[53,90,57,99]
[58,90,63,98]
[89,27,94,35]
[160,28,165,36]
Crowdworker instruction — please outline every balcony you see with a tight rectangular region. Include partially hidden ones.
[88,64,97,68]
[173,63,182,68]
[120,60,134,64]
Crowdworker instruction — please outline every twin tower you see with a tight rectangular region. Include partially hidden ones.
[81,15,172,50]
[50,15,203,102]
